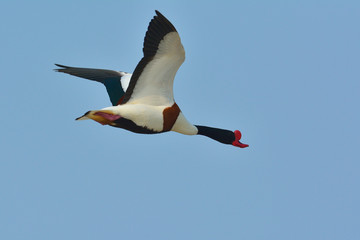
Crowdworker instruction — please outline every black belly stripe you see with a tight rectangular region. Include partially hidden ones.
[111,118,161,134]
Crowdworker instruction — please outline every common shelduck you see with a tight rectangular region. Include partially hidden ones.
[55,10,248,148]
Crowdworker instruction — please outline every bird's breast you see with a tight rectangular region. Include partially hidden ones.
[111,103,181,133]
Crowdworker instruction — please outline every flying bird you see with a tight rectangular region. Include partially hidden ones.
[55,10,249,148]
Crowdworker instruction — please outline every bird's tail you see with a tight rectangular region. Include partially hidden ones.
[75,110,121,125]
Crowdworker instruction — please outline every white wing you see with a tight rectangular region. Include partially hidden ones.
[121,11,185,106]
[120,72,132,91]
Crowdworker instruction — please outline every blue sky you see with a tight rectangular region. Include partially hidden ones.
[1,1,359,239]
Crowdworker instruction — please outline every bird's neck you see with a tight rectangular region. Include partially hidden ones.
[195,125,235,145]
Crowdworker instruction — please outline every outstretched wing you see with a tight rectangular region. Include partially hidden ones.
[121,10,185,106]
[54,64,132,105]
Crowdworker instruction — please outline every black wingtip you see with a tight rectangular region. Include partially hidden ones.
[155,10,162,16]
[152,10,176,31]
[54,63,67,72]
[55,63,66,68]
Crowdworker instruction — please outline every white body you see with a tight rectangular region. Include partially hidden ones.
[103,104,197,135]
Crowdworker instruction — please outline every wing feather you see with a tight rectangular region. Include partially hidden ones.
[121,10,185,106]
[54,64,131,105]
[54,64,126,82]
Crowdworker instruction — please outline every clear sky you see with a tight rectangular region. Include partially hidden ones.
[1,1,359,239]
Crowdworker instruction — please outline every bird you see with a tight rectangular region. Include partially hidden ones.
[55,10,249,148]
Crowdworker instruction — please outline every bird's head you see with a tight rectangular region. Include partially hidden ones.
[232,130,249,148]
